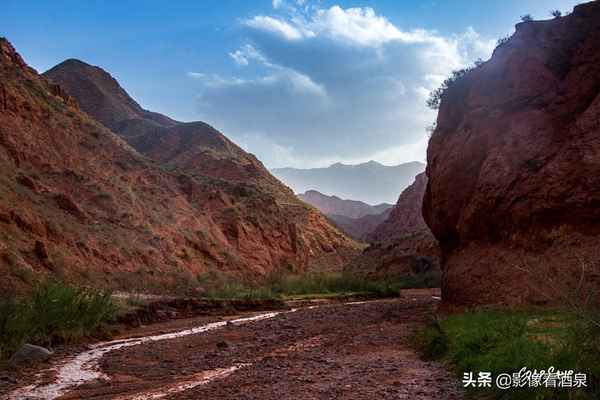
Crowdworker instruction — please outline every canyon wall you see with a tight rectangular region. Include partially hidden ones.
[423,1,600,305]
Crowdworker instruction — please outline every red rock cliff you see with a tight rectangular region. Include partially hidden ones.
[423,1,600,305]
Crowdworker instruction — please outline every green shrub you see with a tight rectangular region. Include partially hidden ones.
[559,313,600,398]
[0,281,116,360]
[415,317,449,360]
[205,283,279,301]
[198,270,439,300]
[426,67,474,110]
[416,310,599,399]
[520,14,533,22]
[496,35,511,48]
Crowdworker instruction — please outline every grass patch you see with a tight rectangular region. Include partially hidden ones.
[414,309,600,399]
[204,283,280,301]
[0,281,116,361]
[197,270,440,300]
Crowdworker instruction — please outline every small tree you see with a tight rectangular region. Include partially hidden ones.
[520,14,533,22]
[550,10,562,18]
[426,68,473,110]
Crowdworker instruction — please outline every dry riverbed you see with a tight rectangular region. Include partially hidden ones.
[2,289,462,400]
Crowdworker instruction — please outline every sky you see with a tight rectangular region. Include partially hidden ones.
[3,0,584,169]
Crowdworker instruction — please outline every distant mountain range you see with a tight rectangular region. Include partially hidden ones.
[297,190,393,241]
[297,190,392,219]
[272,160,425,205]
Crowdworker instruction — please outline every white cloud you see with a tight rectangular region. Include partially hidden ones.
[191,2,495,168]
[310,6,413,47]
[187,72,248,87]
[229,50,249,66]
[244,16,310,41]
[366,134,430,166]
[228,44,268,66]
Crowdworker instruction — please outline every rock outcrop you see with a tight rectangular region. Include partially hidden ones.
[423,1,600,305]
[0,38,358,294]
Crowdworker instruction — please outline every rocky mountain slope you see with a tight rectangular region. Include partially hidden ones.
[423,1,600,305]
[44,60,288,197]
[0,38,358,294]
[272,160,425,205]
[347,173,440,277]
[368,173,430,242]
[326,211,392,242]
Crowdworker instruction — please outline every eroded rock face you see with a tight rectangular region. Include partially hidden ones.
[0,38,358,294]
[368,173,430,242]
[423,1,600,305]
[348,173,441,278]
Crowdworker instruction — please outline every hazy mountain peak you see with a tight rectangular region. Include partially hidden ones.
[298,190,392,219]
[363,160,381,166]
[272,161,425,204]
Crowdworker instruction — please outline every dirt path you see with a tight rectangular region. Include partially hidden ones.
[6,289,462,400]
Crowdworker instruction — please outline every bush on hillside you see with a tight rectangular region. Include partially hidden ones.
[426,67,474,110]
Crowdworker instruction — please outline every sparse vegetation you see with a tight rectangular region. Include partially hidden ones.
[415,259,600,399]
[415,309,599,399]
[550,10,562,18]
[426,122,437,138]
[427,67,474,110]
[424,53,496,111]
[521,14,533,22]
[197,270,441,300]
[0,281,116,361]
[496,35,512,48]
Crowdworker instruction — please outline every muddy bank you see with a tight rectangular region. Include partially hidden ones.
[116,297,289,328]
[4,289,461,400]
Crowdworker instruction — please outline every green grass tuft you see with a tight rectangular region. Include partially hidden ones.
[197,270,440,300]
[415,309,600,399]
[0,281,116,361]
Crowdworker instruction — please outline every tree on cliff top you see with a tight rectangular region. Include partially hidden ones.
[426,67,473,110]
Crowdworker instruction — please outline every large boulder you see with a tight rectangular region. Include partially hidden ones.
[9,344,53,367]
[424,1,600,305]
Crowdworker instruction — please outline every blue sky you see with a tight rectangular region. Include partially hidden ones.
[3,0,583,168]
